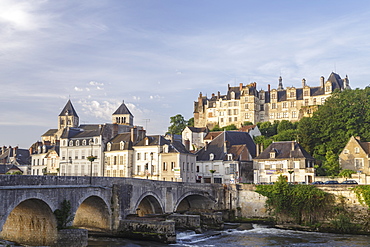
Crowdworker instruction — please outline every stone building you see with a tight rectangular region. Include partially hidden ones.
[132,135,196,182]
[182,126,208,152]
[0,146,30,174]
[339,136,370,175]
[31,100,136,177]
[194,72,350,129]
[253,141,315,184]
[195,131,256,184]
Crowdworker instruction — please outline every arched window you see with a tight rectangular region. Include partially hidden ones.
[95,138,98,144]
[120,141,125,150]
[82,140,86,145]
[89,139,93,145]
[209,153,214,161]
[107,143,112,151]
[69,140,73,146]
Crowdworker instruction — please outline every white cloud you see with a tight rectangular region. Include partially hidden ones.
[74,87,83,92]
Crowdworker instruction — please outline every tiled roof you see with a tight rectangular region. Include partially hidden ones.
[255,141,314,160]
[238,125,256,132]
[187,127,208,133]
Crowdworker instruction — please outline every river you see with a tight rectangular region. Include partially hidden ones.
[88,224,370,246]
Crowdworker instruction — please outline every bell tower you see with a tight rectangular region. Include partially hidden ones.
[112,100,134,127]
[58,100,79,129]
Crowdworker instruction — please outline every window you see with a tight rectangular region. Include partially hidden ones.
[313,98,317,105]
[120,141,125,150]
[304,90,309,96]
[144,152,147,160]
[229,117,232,122]
[210,153,214,160]
[355,147,360,154]
[228,109,232,115]
[304,99,309,106]
[344,149,349,154]
[283,102,287,108]
[271,93,276,99]
[270,113,274,119]
[107,143,111,151]
[355,158,363,168]
[276,113,281,119]
[270,152,275,158]
[292,111,297,118]
[290,92,295,97]
[137,153,141,160]
[69,140,73,146]
[76,140,79,146]
[171,162,175,170]
[196,166,200,172]
[75,151,79,160]
[326,85,331,92]
[234,101,238,106]
[82,140,86,145]
[272,103,276,109]
[245,113,249,119]
[290,101,295,107]
[234,117,237,121]
[283,112,288,118]
[245,104,249,109]
[163,162,167,171]
[233,109,238,115]
[260,105,264,111]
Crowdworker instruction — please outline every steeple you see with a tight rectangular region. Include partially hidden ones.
[112,100,134,127]
[278,76,284,90]
[58,100,79,129]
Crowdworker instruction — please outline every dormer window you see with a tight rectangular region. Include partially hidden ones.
[95,138,99,144]
[82,140,86,146]
[89,139,93,145]
[145,138,149,145]
[76,140,80,146]
[43,145,47,153]
[37,146,42,154]
[270,152,276,158]
[210,153,214,161]
[231,91,235,99]
[120,141,125,150]
[69,140,73,146]
[107,143,112,151]
[227,154,233,161]
[163,144,169,153]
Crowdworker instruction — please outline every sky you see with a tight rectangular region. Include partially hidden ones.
[2,0,370,149]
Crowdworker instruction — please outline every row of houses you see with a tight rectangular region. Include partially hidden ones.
[3,98,369,184]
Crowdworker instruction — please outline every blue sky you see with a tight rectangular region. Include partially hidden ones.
[1,0,370,148]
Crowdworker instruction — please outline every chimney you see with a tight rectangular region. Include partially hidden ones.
[2,146,5,154]
[205,142,209,151]
[268,84,271,92]
[29,146,33,155]
[320,76,325,88]
[131,127,138,143]
[217,91,220,99]
[355,136,361,141]
[212,93,215,98]
[302,78,306,88]
[239,83,243,91]
[113,123,118,136]
[291,141,295,151]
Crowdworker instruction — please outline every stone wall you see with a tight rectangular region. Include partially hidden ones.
[56,229,88,247]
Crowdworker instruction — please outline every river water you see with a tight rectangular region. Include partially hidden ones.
[88,224,370,247]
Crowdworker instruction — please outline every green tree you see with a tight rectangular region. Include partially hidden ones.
[54,200,73,229]
[187,117,194,127]
[258,121,278,137]
[322,150,341,176]
[273,129,298,141]
[168,114,188,135]
[277,120,295,133]
[223,124,238,131]
[242,121,254,126]
[338,169,356,179]
[211,124,221,131]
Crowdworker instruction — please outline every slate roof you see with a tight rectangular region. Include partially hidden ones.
[135,135,170,146]
[196,131,256,161]
[187,127,208,133]
[41,129,58,137]
[59,100,78,117]
[255,141,314,160]
[105,133,133,151]
[0,164,22,174]
[113,101,133,116]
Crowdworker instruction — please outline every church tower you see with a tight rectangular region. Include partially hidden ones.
[112,100,133,127]
[58,100,79,129]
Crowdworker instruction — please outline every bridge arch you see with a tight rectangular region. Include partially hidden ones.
[73,195,112,231]
[1,198,57,246]
[174,192,216,213]
[134,191,164,217]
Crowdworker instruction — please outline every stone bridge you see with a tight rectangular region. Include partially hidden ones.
[0,175,226,246]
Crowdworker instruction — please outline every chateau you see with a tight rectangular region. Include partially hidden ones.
[194,72,350,129]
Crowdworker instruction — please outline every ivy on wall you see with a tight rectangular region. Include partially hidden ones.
[255,175,335,225]
[353,185,370,208]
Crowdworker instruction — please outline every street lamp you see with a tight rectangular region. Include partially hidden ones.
[87,140,97,184]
